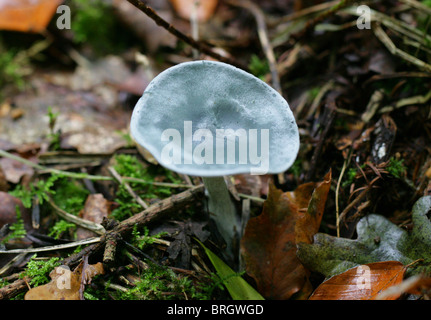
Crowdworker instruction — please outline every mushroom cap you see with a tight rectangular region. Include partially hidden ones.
[130,60,299,177]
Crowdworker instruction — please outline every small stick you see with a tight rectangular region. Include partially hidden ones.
[0,237,101,254]
[0,278,27,300]
[117,184,205,234]
[335,148,352,237]
[338,176,379,224]
[63,185,205,267]
[237,193,265,203]
[373,23,431,73]
[0,149,194,188]
[225,0,282,94]
[108,166,149,209]
[290,0,356,42]
[47,197,105,235]
[103,233,120,266]
[125,0,248,70]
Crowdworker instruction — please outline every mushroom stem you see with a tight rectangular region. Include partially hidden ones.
[202,176,240,263]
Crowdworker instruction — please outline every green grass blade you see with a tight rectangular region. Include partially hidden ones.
[197,240,264,300]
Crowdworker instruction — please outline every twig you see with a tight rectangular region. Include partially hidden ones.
[379,90,431,113]
[335,148,352,237]
[47,197,105,235]
[103,233,121,266]
[225,0,282,93]
[125,0,248,70]
[338,176,380,224]
[306,93,337,181]
[0,149,193,188]
[63,185,205,267]
[399,0,431,15]
[290,0,357,42]
[0,237,101,254]
[373,23,431,73]
[108,166,149,209]
[0,278,27,300]
[237,193,265,203]
[116,184,205,233]
[268,0,341,27]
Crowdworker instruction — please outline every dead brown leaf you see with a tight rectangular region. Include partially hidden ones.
[0,166,8,192]
[309,261,406,300]
[76,194,111,240]
[0,0,62,33]
[240,171,331,300]
[0,156,34,184]
[0,192,29,229]
[374,274,431,300]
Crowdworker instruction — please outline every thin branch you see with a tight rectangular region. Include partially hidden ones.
[338,176,380,224]
[290,0,357,42]
[108,166,149,209]
[125,0,248,70]
[0,237,101,254]
[335,148,352,237]
[373,23,431,73]
[0,149,193,188]
[225,0,282,93]
[47,197,105,235]
[62,184,205,267]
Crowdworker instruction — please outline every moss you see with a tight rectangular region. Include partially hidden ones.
[386,157,406,179]
[1,206,26,244]
[21,255,61,287]
[70,0,137,55]
[131,225,168,250]
[48,220,76,239]
[111,154,182,220]
[342,167,358,188]
[110,264,214,300]
[50,177,89,215]
[248,54,269,80]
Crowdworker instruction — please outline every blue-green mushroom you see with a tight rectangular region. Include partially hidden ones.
[130,60,299,263]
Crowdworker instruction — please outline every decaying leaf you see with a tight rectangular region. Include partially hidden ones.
[24,261,104,300]
[0,192,29,229]
[0,0,62,33]
[297,196,431,278]
[76,194,111,240]
[375,274,431,300]
[0,156,34,184]
[0,166,8,192]
[241,171,331,300]
[309,261,406,300]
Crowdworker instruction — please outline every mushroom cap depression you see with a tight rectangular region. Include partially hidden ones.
[130,60,299,177]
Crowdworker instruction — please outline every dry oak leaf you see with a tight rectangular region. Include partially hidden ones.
[25,262,104,300]
[309,261,406,300]
[241,171,331,300]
